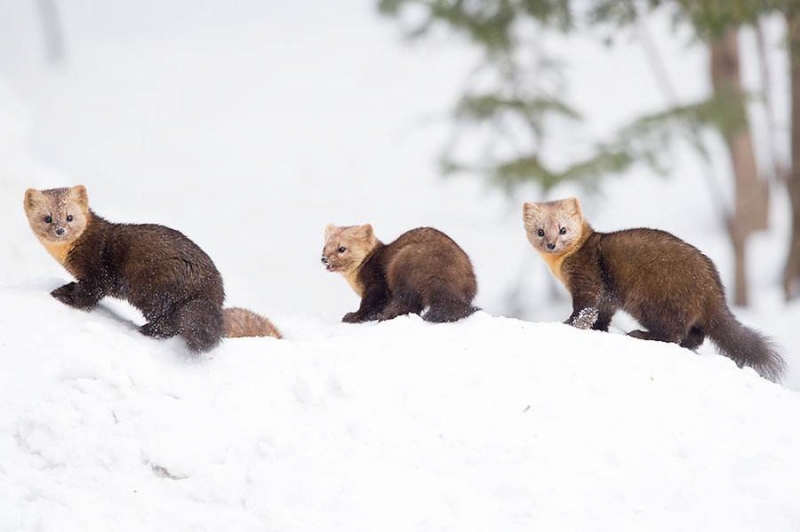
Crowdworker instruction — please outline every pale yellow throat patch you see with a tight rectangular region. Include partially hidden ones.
[537,248,576,286]
[341,267,364,297]
[38,236,74,267]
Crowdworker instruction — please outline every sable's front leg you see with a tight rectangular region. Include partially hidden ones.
[51,281,105,310]
[342,286,387,323]
[564,279,603,329]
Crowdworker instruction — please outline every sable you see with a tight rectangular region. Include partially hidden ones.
[24,185,280,352]
[322,224,478,323]
[523,197,785,381]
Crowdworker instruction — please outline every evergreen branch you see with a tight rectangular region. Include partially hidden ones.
[454,93,581,123]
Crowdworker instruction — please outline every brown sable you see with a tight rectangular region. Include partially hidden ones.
[24,185,280,352]
[523,197,785,381]
[322,224,478,323]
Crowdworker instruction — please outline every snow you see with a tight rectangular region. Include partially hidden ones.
[2,282,800,531]
[1,2,800,530]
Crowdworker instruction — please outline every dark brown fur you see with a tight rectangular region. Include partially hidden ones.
[25,186,279,352]
[523,198,785,381]
[322,225,478,323]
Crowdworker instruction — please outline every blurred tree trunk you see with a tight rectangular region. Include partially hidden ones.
[37,0,65,64]
[785,9,800,300]
[709,27,769,307]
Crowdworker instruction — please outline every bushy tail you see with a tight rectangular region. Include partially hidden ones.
[175,298,225,353]
[223,307,282,339]
[707,311,786,382]
[423,300,479,323]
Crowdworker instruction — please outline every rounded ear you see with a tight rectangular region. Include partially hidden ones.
[522,202,541,226]
[357,224,374,240]
[563,197,583,218]
[522,202,535,216]
[68,185,89,209]
[325,224,338,240]
[24,189,41,211]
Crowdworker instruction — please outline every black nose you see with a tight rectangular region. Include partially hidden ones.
[320,256,328,264]
[56,227,65,236]
[546,242,555,250]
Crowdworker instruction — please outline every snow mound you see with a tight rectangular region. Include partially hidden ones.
[1,281,799,531]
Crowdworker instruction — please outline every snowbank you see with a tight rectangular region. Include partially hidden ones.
[1,281,799,531]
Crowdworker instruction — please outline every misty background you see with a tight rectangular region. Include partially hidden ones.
[0,1,796,372]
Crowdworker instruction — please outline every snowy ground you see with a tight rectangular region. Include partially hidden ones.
[1,282,800,531]
[1,1,800,530]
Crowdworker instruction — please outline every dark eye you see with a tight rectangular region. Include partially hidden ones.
[66,215,74,222]
[44,215,53,224]
[559,227,566,235]
[337,246,347,253]
[536,229,544,237]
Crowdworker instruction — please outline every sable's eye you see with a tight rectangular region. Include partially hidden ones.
[338,246,347,253]
[559,227,566,235]
[66,215,74,222]
[536,229,544,237]
[44,215,53,224]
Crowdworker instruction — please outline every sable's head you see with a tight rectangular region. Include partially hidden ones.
[321,224,378,274]
[24,185,90,244]
[523,197,584,255]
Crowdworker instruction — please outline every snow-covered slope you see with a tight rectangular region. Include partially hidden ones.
[1,281,799,531]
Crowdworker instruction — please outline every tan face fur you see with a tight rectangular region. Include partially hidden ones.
[24,185,90,265]
[523,197,585,256]
[321,224,378,275]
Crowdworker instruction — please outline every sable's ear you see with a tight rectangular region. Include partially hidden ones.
[325,223,338,240]
[357,224,374,240]
[24,188,45,213]
[68,185,89,209]
[561,197,583,219]
[522,202,541,227]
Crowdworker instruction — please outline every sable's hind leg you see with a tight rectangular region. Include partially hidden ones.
[680,326,706,350]
[628,306,688,344]
[378,301,418,321]
[378,284,425,321]
[627,328,683,344]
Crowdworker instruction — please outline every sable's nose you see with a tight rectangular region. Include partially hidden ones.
[56,227,65,236]
[546,242,555,250]
[320,256,328,264]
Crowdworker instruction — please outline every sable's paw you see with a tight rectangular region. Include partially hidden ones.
[139,322,160,338]
[139,321,177,339]
[51,283,78,306]
[568,307,599,330]
[342,312,363,323]
[627,329,650,340]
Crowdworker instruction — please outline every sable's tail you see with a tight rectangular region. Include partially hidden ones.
[706,310,785,382]
[423,300,479,323]
[175,298,225,353]
[223,307,282,339]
